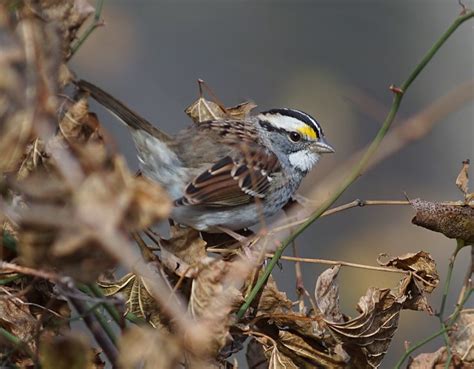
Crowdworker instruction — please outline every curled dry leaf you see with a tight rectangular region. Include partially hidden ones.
[408,346,468,369]
[455,159,470,196]
[188,259,243,358]
[407,347,447,369]
[118,326,181,369]
[160,226,208,278]
[450,309,474,363]
[98,268,166,329]
[252,335,299,369]
[26,0,95,58]
[315,265,344,323]
[0,294,37,354]
[411,199,474,244]
[256,276,293,316]
[185,81,257,124]
[318,255,438,368]
[378,251,439,292]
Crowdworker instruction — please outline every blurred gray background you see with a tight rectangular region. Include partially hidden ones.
[72,0,473,367]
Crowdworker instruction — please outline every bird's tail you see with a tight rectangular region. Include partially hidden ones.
[75,79,172,144]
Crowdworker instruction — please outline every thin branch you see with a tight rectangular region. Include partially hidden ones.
[210,248,408,274]
[237,10,474,320]
[271,199,411,234]
[0,261,65,284]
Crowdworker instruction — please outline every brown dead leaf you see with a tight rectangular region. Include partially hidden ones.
[253,335,299,369]
[185,80,257,123]
[0,294,37,353]
[188,260,243,357]
[315,265,344,323]
[408,346,469,369]
[323,269,434,368]
[226,101,258,120]
[256,276,293,316]
[40,333,104,369]
[408,347,447,369]
[98,268,166,329]
[118,326,181,369]
[186,96,226,123]
[411,199,474,244]
[456,159,470,196]
[26,0,95,58]
[160,226,208,277]
[378,251,439,292]
[450,310,474,363]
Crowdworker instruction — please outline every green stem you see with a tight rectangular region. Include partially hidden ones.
[237,10,474,320]
[438,239,465,320]
[393,328,448,369]
[87,283,123,327]
[0,327,35,358]
[69,0,105,58]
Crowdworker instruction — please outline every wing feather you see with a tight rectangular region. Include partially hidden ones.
[175,144,280,208]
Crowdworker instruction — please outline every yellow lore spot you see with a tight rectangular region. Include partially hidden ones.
[297,126,318,140]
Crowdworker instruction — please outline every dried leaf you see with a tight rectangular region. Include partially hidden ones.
[0,295,37,353]
[40,333,104,369]
[225,101,258,120]
[98,268,166,329]
[160,226,208,278]
[325,270,434,368]
[411,199,474,244]
[315,265,344,323]
[28,0,95,58]
[188,260,243,357]
[254,335,299,369]
[256,276,293,316]
[450,310,474,363]
[185,96,226,123]
[118,326,181,369]
[185,80,257,124]
[408,347,447,369]
[378,251,439,292]
[456,159,470,196]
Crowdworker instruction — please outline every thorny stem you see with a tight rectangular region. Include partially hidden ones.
[69,0,105,58]
[237,10,474,320]
[393,328,448,369]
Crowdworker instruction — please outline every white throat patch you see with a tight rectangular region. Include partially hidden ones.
[288,150,319,172]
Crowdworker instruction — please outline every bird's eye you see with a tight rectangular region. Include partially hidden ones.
[289,131,301,142]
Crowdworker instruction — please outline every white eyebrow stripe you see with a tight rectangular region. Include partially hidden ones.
[257,114,308,133]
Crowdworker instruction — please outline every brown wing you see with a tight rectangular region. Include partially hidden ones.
[174,144,280,208]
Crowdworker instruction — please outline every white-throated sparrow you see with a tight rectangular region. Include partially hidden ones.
[77,80,334,232]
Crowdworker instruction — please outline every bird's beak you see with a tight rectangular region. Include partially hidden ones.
[313,138,335,153]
